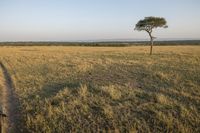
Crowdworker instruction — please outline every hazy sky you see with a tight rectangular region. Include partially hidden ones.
[0,0,200,41]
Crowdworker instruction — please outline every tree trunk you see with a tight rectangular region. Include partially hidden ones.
[147,31,154,55]
[150,37,153,55]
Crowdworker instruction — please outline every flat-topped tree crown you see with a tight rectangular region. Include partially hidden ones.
[134,16,168,55]
[135,17,167,32]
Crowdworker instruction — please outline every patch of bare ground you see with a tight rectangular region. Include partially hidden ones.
[0,62,21,133]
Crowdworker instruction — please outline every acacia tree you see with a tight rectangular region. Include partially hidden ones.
[135,17,168,55]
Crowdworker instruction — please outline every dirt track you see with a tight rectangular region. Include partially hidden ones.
[0,62,20,133]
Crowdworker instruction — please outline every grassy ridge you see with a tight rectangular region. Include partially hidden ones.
[0,46,200,132]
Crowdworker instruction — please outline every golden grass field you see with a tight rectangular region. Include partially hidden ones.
[0,46,200,132]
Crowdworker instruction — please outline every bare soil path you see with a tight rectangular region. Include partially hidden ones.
[0,62,21,133]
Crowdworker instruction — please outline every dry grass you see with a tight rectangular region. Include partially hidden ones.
[0,46,200,132]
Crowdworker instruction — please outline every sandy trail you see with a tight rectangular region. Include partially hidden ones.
[0,62,21,133]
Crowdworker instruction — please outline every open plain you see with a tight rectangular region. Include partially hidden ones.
[0,46,200,132]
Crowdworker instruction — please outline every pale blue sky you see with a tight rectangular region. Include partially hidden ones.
[0,0,200,41]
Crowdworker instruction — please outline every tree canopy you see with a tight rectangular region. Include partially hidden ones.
[135,17,168,33]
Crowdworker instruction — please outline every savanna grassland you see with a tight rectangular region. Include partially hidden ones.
[0,46,200,133]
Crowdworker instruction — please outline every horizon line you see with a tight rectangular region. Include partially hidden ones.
[0,38,200,43]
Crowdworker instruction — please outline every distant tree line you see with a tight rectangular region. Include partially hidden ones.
[0,40,200,47]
